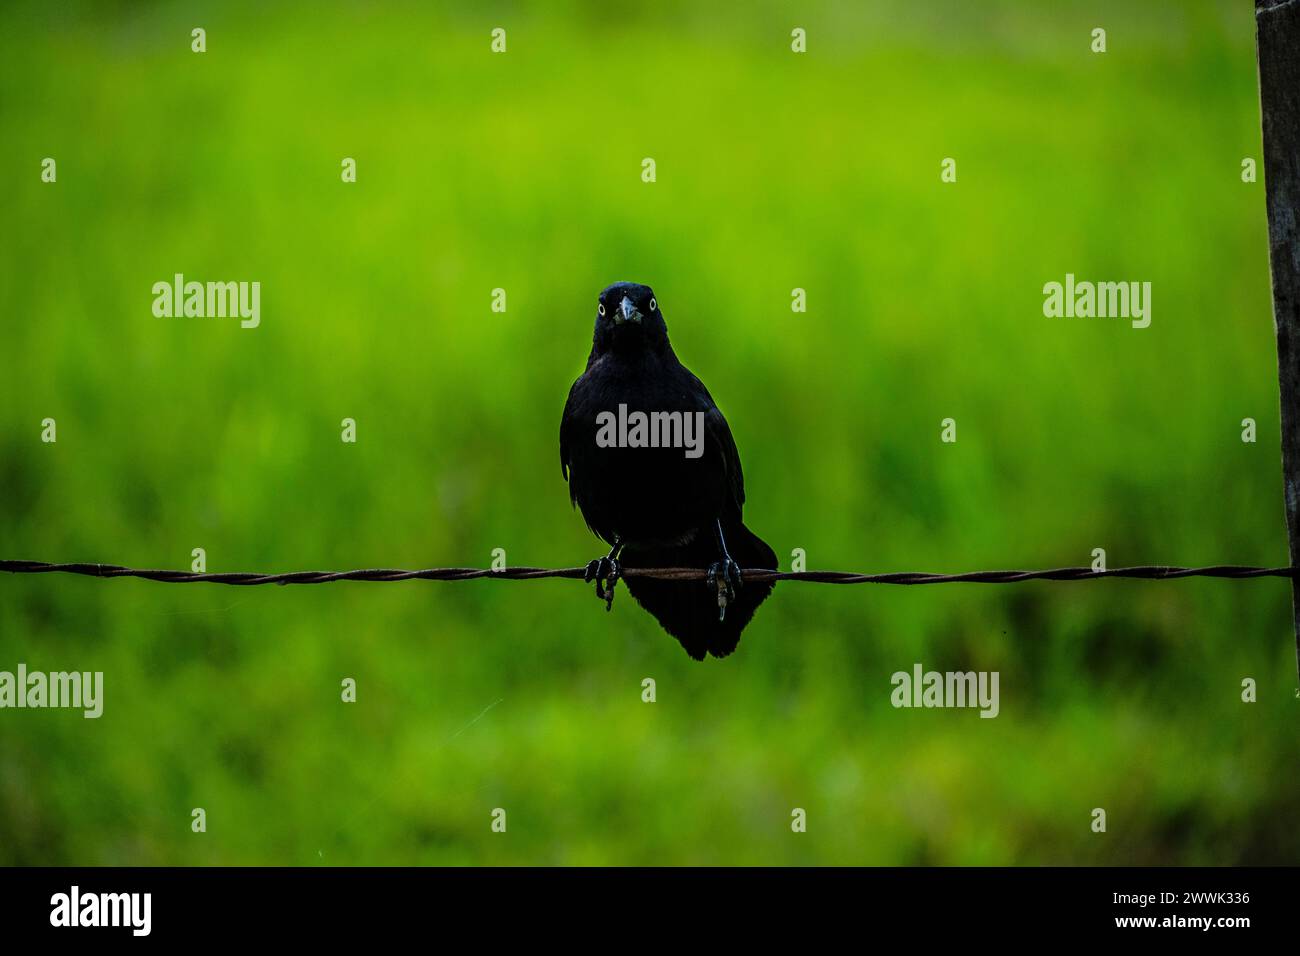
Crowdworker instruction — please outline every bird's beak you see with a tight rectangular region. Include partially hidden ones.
[616,296,643,325]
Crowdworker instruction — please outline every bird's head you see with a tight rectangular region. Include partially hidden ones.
[592,281,669,353]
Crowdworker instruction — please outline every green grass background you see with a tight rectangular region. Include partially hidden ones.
[1,0,1295,865]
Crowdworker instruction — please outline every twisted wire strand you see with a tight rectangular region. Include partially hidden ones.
[1,560,1296,586]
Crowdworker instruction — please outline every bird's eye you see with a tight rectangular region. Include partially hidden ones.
[598,303,606,316]
[649,297,657,311]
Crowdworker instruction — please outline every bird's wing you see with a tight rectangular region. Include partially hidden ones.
[560,399,573,482]
[672,361,747,516]
[559,375,582,486]
[704,403,746,514]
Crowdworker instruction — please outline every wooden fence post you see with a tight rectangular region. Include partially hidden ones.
[1256,0,1300,684]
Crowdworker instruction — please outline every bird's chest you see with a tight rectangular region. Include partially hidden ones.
[567,367,717,541]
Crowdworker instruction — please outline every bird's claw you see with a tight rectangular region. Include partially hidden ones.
[706,558,742,621]
[584,556,621,611]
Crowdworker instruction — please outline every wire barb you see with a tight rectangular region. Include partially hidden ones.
[1,560,1296,586]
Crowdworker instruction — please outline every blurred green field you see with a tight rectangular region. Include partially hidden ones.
[1,0,1296,865]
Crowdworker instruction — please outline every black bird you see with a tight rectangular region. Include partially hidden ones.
[560,281,778,660]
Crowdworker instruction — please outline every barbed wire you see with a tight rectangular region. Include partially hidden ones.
[1,559,1296,586]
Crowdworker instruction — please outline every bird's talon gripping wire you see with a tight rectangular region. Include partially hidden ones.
[707,558,740,622]
[584,541,623,610]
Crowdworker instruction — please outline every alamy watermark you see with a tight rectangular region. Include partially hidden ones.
[0,663,103,718]
[595,404,705,459]
[152,273,260,328]
[1043,273,1151,329]
[891,663,999,718]
[50,886,150,936]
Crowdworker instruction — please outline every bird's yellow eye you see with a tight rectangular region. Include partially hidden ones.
[649,297,657,311]
[598,303,606,316]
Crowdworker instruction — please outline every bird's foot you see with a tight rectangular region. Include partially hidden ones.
[584,556,621,611]
[706,558,743,622]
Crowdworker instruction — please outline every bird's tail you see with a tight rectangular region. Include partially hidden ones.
[621,521,778,661]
